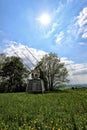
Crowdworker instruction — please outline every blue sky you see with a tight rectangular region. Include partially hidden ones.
[0,0,87,84]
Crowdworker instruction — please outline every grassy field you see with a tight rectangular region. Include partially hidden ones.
[0,89,87,130]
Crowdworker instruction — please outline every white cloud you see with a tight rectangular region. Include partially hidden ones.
[61,57,74,65]
[3,40,46,70]
[73,74,87,84]
[71,63,87,75]
[55,32,64,44]
[45,22,58,38]
[61,57,87,84]
[82,32,87,39]
[76,7,87,39]
[77,7,87,27]
[61,57,87,75]
[79,42,85,46]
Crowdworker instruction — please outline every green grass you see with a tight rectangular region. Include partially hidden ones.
[0,89,87,130]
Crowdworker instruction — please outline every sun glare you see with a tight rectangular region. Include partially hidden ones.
[37,13,51,26]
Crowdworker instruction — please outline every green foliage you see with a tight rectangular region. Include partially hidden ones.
[0,89,87,129]
[36,53,69,91]
[0,53,6,75]
[0,55,29,92]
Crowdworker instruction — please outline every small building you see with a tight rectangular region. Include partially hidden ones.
[26,68,45,93]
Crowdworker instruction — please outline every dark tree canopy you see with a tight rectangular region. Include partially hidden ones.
[0,55,29,92]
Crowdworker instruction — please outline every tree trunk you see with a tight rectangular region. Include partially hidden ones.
[50,75,54,91]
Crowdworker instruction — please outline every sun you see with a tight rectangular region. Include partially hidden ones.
[37,13,51,26]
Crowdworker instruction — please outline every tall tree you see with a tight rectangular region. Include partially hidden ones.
[0,54,7,92]
[0,53,6,73]
[1,56,29,92]
[36,53,69,90]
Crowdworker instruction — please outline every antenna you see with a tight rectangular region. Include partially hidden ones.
[25,46,39,63]
[14,52,31,71]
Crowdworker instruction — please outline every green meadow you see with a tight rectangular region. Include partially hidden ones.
[0,89,87,130]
